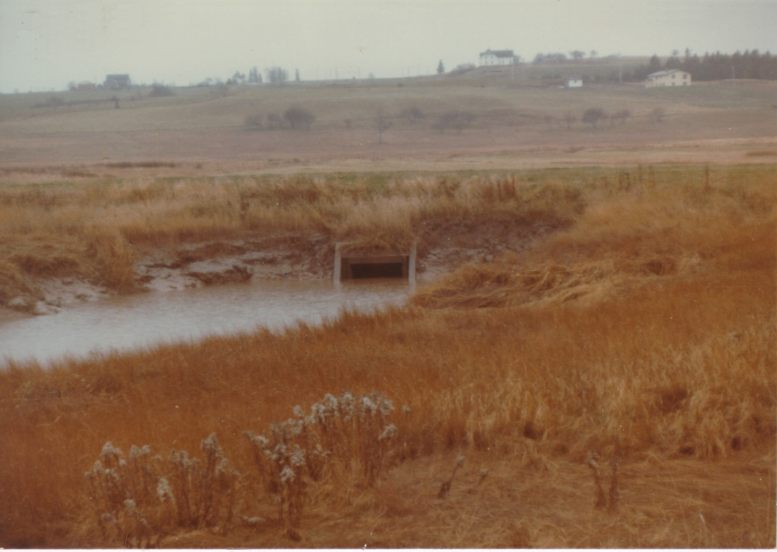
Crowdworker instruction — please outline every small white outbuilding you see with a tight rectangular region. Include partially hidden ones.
[566,78,583,88]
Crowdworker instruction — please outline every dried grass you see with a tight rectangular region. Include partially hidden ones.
[0,164,774,546]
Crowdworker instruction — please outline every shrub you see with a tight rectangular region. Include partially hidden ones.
[85,229,137,293]
[34,96,65,108]
[148,84,174,97]
[433,111,475,133]
[244,114,264,129]
[399,106,425,124]
[582,107,607,128]
[283,106,315,130]
[267,113,285,130]
[449,63,476,76]
[611,109,631,124]
[648,107,666,123]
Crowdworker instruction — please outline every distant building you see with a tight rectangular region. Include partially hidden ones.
[479,49,516,66]
[566,77,583,88]
[104,74,132,89]
[644,69,691,88]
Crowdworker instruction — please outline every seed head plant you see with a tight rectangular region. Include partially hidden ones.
[244,391,399,535]
[168,433,239,533]
[83,434,238,545]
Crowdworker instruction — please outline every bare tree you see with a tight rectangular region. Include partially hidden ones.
[399,106,424,124]
[437,60,445,75]
[611,109,631,124]
[433,111,475,133]
[267,113,284,129]
[149,83,174,97]
[582,107,607,128]
[228,71,246,85]
[284,106,315,130]
[244,114,264,129]
[648,107,666,124]
[266,67,288,84]
[375,111,392,144]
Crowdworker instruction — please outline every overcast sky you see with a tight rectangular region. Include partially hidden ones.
[1,0,775,93]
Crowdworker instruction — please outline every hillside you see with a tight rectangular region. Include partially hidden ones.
[0,77,775,171]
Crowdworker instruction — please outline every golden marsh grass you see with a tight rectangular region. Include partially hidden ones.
[0,164,774,546]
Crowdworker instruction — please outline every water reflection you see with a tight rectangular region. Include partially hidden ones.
[0,279,409,367]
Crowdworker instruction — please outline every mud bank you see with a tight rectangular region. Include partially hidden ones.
[2,221,558,317]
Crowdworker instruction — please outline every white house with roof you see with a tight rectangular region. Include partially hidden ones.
[644,69,691,87]
[479,49,516,66]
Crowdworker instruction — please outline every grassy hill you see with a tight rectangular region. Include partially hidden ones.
[0,75,775,172]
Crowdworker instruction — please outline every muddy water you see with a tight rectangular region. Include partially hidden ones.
[0,280,409,367]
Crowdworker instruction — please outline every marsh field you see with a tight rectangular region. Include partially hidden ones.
[0,71,775,547]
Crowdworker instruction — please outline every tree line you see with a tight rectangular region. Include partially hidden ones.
[631,50,777,81]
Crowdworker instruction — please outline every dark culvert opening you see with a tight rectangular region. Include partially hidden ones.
[350,262,404,279]
[340,255,409,280]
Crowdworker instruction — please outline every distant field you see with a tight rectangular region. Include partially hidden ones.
[0,75,774,170]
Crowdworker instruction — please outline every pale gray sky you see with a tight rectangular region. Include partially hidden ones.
[1,0,775,92]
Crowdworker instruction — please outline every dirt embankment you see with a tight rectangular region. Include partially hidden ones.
[2,219,558,317]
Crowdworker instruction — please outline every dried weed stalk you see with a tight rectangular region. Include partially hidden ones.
[245,391,398,535]
[84,434,238,546]
[585,452,607,510]
[608,455,620,512]
[437,455,465,499]
[586,451,621,513]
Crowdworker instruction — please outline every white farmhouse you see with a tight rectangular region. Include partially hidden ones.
[644,69,691,88]
[566,77,583,88]
[479,49,516,66]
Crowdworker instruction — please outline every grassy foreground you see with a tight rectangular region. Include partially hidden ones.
[0,165,775,547]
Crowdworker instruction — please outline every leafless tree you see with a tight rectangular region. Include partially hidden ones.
[582,107,607,128]
[648,107,666,123]
[266,66,288,85]
[284,106,315,130]
[375,111,392,144]
[399,106,425,124]
[433,111,475,133]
